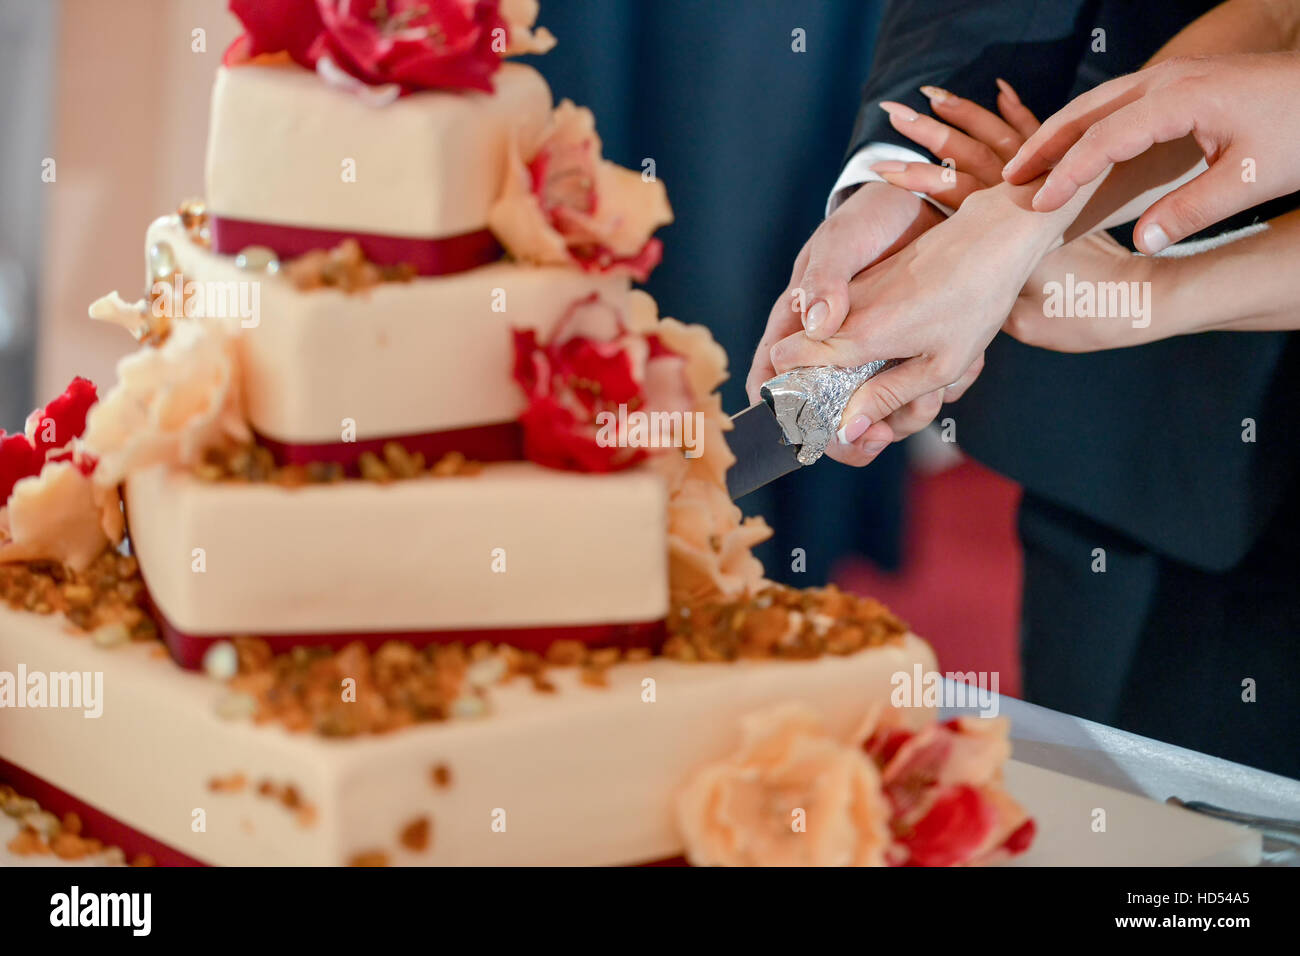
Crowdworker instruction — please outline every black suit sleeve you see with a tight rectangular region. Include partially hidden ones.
[844,0,1101,166]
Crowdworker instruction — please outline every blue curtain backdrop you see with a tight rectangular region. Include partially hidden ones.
[525,0,905,582]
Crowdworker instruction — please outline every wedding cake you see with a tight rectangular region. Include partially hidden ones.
[0,0,1033,867]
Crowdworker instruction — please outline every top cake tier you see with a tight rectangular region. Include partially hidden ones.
[206,61,552,243]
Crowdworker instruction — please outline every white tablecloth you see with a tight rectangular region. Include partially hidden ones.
[941,680,1300,866]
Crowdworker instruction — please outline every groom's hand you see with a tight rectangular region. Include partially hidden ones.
[745,182,943,406]
[769,184,1054,467]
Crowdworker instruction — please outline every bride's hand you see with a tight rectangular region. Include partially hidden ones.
[761,80,1033,467]
[873,81,1189,355]
[1002,232,1178,352]
[871,80,1039,207]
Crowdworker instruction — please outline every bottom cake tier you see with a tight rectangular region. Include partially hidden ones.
[0,605,935,866]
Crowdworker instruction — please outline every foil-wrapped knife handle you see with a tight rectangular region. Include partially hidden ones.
[760,360,898,465]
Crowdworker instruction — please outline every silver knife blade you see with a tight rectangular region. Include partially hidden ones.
[725,360,899,500]
[725,401,802,500]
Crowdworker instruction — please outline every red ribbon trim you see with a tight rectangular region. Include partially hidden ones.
[145,596,665,671]
[257,422,524,473]
[0,758,207,867]
[210,215,502,277]
[157,618,666,670]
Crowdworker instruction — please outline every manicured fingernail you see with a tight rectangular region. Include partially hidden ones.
[804,299,829,334]
[1141,222,1170,255]
[995,78,1020,105]
[837,415,871,445]
[920,85,951,104]
[1003,148,1024,178]
[879,101,918,122]
[861,439,890,457]
[1031,180,1054,210]
[871,160,907,174]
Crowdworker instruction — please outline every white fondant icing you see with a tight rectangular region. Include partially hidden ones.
[125,462,669,636]
[0,605,936,865]
[205,62,552,238]
[315,55,401,108]
[145,216,634,443]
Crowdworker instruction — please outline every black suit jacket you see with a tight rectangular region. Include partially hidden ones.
[845,0,1300,571]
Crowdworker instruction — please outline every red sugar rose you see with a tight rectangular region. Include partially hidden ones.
[226,0,507,94]
[227,0,324,66]
[512,294,690,473]
[898,784,1000,867]
[863,717,1036,866]
[0,377,98,505]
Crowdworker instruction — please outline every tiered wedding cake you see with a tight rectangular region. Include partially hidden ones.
[0,0,1033,867]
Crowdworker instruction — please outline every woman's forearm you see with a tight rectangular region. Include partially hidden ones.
[1163,210,1300,332]
[1152,0,1300,59]
[1069,0,1300,239]
[939,2,1300,299]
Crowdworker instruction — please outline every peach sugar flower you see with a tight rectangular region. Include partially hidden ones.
[500,0,556,55]
[678,704,1036,867]
[676,704,892,867]
[0,459,123,572]
[623,292,771,603]
[489,101,673,281]
[83,318,251,488]
[0,378,122,571]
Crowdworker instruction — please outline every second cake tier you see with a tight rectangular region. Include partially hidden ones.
[145,216,634,461]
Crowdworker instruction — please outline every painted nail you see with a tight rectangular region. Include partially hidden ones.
[995,78,1020,105]
[879,101,918,122]
[1141,222,1170,255]
[1031,181,1055,210]
[1003,146,1025,178]
[870,160,907,174]
[804,300,829,334]
[920,85,952,104]
[837,415,872,445]
[861,439,890,457]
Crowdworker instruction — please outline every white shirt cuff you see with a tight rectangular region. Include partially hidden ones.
[827,143,956,218]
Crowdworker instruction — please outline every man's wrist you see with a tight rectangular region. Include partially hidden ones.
[829,143,956,218]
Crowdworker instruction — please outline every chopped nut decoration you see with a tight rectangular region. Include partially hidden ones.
[194,442,481,486]
[1,784,142,864]
[219,584,905,738]
[347,850,390,867]
[282,238,416,292]
[206,772,247,793]
[399,816,432,852]
[0,552,157,644]
[229,639,475,736]
[177,198,210,248]
[663,584,907,661]
[242,778,319,828]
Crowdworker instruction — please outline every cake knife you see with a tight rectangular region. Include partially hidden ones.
[726,360,896,500]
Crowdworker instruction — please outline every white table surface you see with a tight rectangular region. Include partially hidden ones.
[941,680,1300,866]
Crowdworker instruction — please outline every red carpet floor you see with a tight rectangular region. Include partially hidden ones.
[834,460,1024,697]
